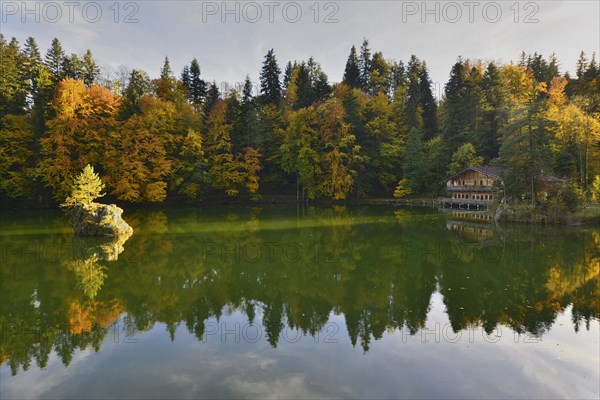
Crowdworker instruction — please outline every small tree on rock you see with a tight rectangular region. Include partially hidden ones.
[63,164,105,207]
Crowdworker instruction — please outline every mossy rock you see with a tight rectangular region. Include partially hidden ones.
[68,203,133,238]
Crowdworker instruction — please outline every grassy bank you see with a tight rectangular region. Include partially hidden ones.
[497,202,600,226]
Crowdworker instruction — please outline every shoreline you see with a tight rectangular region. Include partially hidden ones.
[2,196,599,226]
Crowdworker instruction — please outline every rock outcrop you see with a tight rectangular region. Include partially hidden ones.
[68,203,133,237]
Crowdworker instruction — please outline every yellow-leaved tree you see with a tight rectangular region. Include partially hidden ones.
[63,164,105,207]
[394,178,412,198]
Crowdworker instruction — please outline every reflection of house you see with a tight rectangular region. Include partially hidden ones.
[446,220,496,244]
[438,166,502,209]
[442,209,497,245]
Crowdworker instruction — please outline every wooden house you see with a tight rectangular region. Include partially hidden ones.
[438,166,503,209]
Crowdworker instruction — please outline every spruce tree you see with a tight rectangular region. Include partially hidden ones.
[82,50,99,86]
[480,62,505,159]
[181,65,190,91]
[343,45,361,89]
[405,55,422,131]
[418,62,438,139]
[0,37,27,116]
[259,49,282,105]
[155,56,177,101]
[44,38,65,83]
[22,37,41,87]
[189,58,206,107]
[358,39,372,92]
[369,52,391,95]
[204,81,221,116]
[120,69,150,118]
[283,61,294,91]
[61,53,82,80]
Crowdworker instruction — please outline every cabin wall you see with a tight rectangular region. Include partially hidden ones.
[448,170,497,187]
[451,192,495,201]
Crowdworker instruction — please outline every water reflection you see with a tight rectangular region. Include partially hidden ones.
[1,206,598,375]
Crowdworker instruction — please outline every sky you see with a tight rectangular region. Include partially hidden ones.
[1,0,599,97]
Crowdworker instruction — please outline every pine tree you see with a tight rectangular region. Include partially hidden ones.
[358,39,372,92]
[189,58,206,107]
[405,55,423,131]
[343,45,361,89]
[419,62,438,139]
[181,65,190,92]
[259,49,282,105]
[82,50,99,86]
[44,38,65,82]
[313,70,332,102]
[283,61,294,91]
[369,52,391,96]
[204,82,221,116]
[0,36,27,116]
[293,62,313,109]
[120,69,150,118]
[576,51,587,79]
[63,164,105,206]
[480,62,506,159]
[155,56,177,101]
[22,37,42,98]
[241,75,259,147]
[443,59,469,152]
[62,53,83,80]
[391,61,407,91]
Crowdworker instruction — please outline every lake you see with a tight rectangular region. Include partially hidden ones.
[1,205,598,399]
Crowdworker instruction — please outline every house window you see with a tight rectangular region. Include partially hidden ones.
[480,180,483,185]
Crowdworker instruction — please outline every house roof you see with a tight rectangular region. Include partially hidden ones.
[443,166,503,183]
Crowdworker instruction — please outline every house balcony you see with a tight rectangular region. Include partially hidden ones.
[438,197,494,209]
[446,185,497,192]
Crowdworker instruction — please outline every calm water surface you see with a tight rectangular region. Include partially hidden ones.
[1,205,598,399]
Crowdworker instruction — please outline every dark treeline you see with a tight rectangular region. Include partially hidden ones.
[1,36,599,205]
[1,207,598,373]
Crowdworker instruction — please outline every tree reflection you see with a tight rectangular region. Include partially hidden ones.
[1,206,598,374]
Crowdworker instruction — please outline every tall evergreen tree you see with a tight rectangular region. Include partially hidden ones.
[442,59,470,152]
[189,58,207,108]
[358,39,372,92]
[480,62,506,159]
[181,65,190,91]
[405,55,423,131]
[418,62,438,139]
[22,37,41,96]
[120,69,150,119]
[283,61,295,91]
[369,52,391,96]
[259,49,282,105]
[343,45,361,89]
[155,56,177,101]
[204,81,221,116]
[44,38,65,83]
[0,37,27,117]
[240,75,260,147]
[61,53,83,80]
[81,50,99,87]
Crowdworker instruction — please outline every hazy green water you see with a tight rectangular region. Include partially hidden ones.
[1,205,598,399]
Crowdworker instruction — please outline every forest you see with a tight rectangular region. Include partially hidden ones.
[1,35,599,206]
